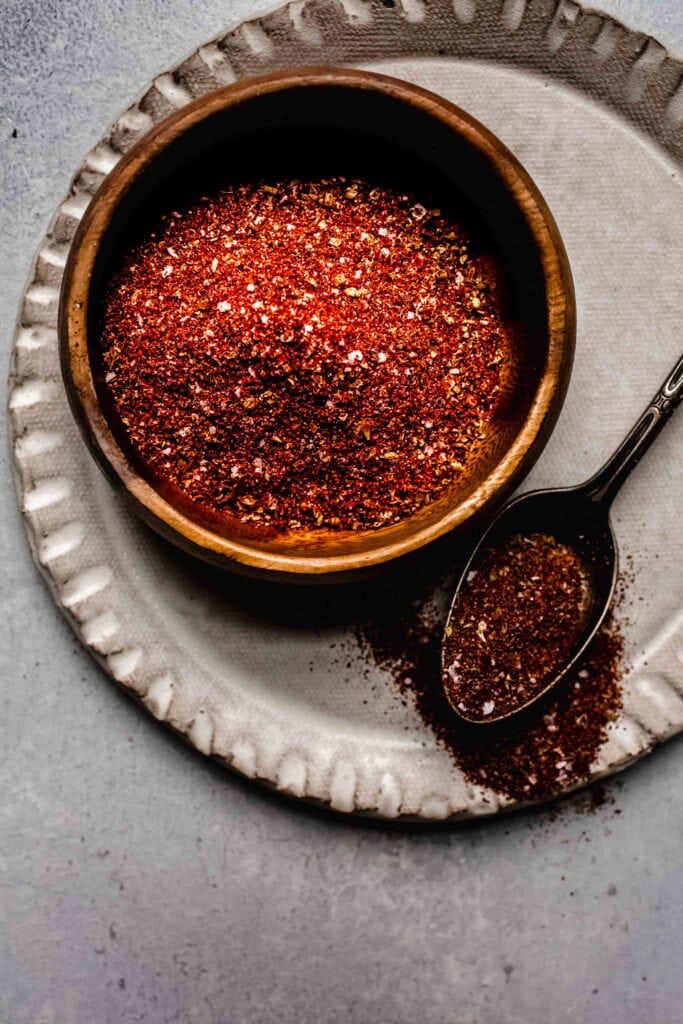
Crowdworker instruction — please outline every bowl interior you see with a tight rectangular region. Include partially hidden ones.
[85,81,554,561]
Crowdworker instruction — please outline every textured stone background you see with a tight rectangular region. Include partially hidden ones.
[2,2,683,1022]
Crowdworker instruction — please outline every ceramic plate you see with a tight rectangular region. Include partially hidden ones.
[9,0,683,819]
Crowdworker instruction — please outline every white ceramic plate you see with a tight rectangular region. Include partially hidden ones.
[9,0,683,819]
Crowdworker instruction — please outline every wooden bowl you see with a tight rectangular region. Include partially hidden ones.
[60,67,575,582]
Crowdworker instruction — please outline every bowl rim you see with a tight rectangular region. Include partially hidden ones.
[59,65,575,578]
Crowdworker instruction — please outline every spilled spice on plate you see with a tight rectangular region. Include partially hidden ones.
[442,532,591,722]
[356,566,625,803]
[98,175,515,532]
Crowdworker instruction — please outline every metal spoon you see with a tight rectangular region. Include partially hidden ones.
[442,352,683,725]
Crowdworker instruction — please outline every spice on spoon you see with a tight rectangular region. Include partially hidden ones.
[442,533,591,722]
[98,175,514,533]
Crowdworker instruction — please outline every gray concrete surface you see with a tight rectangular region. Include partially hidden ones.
[2,2,683,1022]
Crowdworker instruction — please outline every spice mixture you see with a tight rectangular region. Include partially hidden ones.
[442,532,590,722]
[355,563,624,803]
[99,175,514,532]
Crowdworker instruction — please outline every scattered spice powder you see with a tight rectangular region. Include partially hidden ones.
[356,566,624,803]
[442,532,591,722]
[99,175,514,532]
[450,619,623,801]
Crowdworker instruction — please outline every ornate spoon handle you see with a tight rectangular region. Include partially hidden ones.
[583,352,683,509]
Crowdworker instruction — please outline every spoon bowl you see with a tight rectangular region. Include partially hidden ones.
[442,484,618,725]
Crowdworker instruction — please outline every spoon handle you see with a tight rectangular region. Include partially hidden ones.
[583,352,683,508]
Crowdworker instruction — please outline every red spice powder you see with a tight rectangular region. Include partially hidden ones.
[356,568,624,803]
[98,176,514,532]
[443,533,590,722]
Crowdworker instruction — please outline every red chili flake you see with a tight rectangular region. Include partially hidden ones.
[98,175,514,532]
[356,568,625,803]
[443,533,590,721]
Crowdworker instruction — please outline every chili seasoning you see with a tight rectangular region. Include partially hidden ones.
[356,566,625,803]
[99,175,514,532]
[442,532,590,722]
